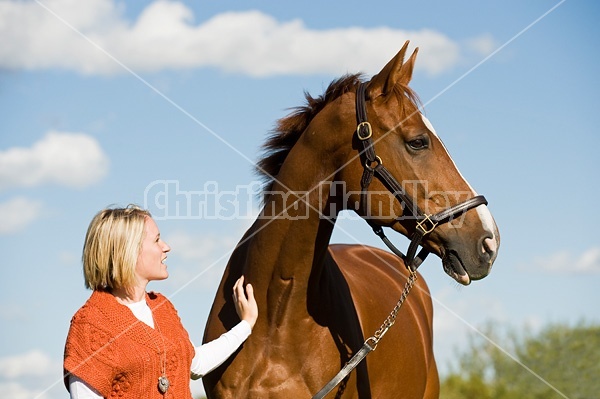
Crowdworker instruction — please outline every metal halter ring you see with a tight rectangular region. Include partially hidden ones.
[364,156,382,172]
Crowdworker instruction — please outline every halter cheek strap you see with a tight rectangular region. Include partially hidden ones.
[355,82,488,271]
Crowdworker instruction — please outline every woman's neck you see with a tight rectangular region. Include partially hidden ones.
[111,283,147,305]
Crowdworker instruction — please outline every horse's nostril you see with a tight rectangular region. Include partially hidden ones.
[482,236,497,259]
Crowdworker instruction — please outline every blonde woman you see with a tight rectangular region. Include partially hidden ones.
[63,205,258,398]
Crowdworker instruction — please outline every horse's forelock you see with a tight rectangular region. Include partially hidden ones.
[391,83,422,113]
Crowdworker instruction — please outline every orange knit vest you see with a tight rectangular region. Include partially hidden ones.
[64,290,194,399]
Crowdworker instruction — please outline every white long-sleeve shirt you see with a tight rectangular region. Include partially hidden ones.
[68,297,251,398]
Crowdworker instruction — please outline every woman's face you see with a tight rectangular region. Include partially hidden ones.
[135,216,171,283]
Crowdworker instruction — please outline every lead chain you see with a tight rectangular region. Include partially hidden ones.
[369,269,418,347]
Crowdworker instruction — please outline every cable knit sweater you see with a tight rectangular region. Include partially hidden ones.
[64,290,194,399]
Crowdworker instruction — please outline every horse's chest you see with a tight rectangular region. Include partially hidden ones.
[228,330,341,397]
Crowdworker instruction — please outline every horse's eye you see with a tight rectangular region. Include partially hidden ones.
[407,138,428,150]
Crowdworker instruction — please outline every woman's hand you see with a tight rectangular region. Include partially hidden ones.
[232,276,258,329]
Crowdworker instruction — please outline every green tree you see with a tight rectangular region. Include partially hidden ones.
[441,321,600,399]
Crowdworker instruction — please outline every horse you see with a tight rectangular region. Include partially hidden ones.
[202,41,500,398]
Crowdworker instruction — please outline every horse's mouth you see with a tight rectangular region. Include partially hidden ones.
[443,251,471,286]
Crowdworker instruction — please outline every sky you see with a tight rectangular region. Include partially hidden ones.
[0,1,598,398]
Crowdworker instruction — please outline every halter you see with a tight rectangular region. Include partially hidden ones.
[355,82,488,271]
[313,82,490,399]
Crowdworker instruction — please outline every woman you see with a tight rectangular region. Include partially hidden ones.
[63,205,258,398]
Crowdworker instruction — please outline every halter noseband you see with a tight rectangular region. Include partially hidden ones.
[355,82,488,271]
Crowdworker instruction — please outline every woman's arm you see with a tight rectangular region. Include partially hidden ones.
[190,320,252,379]
[191,276,258,379]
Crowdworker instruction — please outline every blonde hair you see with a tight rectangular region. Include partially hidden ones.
[82,205,151,290]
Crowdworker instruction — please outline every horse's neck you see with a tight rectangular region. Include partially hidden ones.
[232,199,333,340]
[234,149,340,327]
[247,136,339,277]
[245,186,335,290]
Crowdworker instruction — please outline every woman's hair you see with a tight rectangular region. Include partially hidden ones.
[82,204,151,290]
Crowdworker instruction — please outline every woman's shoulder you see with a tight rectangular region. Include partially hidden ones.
[69,290,114,324]
[146,291,175,309]
[146,291,183,321]
[147,290,167,303]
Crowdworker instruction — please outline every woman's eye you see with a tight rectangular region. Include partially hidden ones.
[407,138,428,150]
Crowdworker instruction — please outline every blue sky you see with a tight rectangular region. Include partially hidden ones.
[1,1,598,398]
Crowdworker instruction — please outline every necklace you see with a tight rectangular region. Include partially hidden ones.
[119,294,171,394]
[141,306,170,395]
[154,318,170,394]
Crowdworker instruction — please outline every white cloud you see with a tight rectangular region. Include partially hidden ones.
[532,247,600,274]
[0,351,60,399]
[0,301,29,322]
[0,131,109,191]
[0,350,56,378]
[0,197,43,234]
[4,381,45,399]
[168,229,236,263]
[0,0,492,77]
[166,217,254,263]
[161,220,254,291]
[465,33,497,56]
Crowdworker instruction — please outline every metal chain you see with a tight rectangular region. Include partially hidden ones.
[368,269,418,347]
[312,268,419,399]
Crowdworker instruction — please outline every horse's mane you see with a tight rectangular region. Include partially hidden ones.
[255,72,421,200]
[256,73,363,196]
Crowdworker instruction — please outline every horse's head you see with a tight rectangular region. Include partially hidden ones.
[257,41,499,285]
[336,41,500,285]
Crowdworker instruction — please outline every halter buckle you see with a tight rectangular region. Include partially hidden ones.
[357,122,373,140]
[416,214,438,235]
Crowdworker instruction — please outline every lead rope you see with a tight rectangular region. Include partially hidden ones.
[312,268,418,399]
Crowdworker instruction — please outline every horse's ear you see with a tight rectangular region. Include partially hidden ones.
[367,41,418,97]
[398,46,418,86]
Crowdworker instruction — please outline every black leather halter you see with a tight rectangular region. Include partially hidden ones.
[355,82,488,271]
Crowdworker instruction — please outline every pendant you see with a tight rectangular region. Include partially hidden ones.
[158,375,170,394]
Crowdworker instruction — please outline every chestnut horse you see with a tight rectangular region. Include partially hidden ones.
[203,41,500,398]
